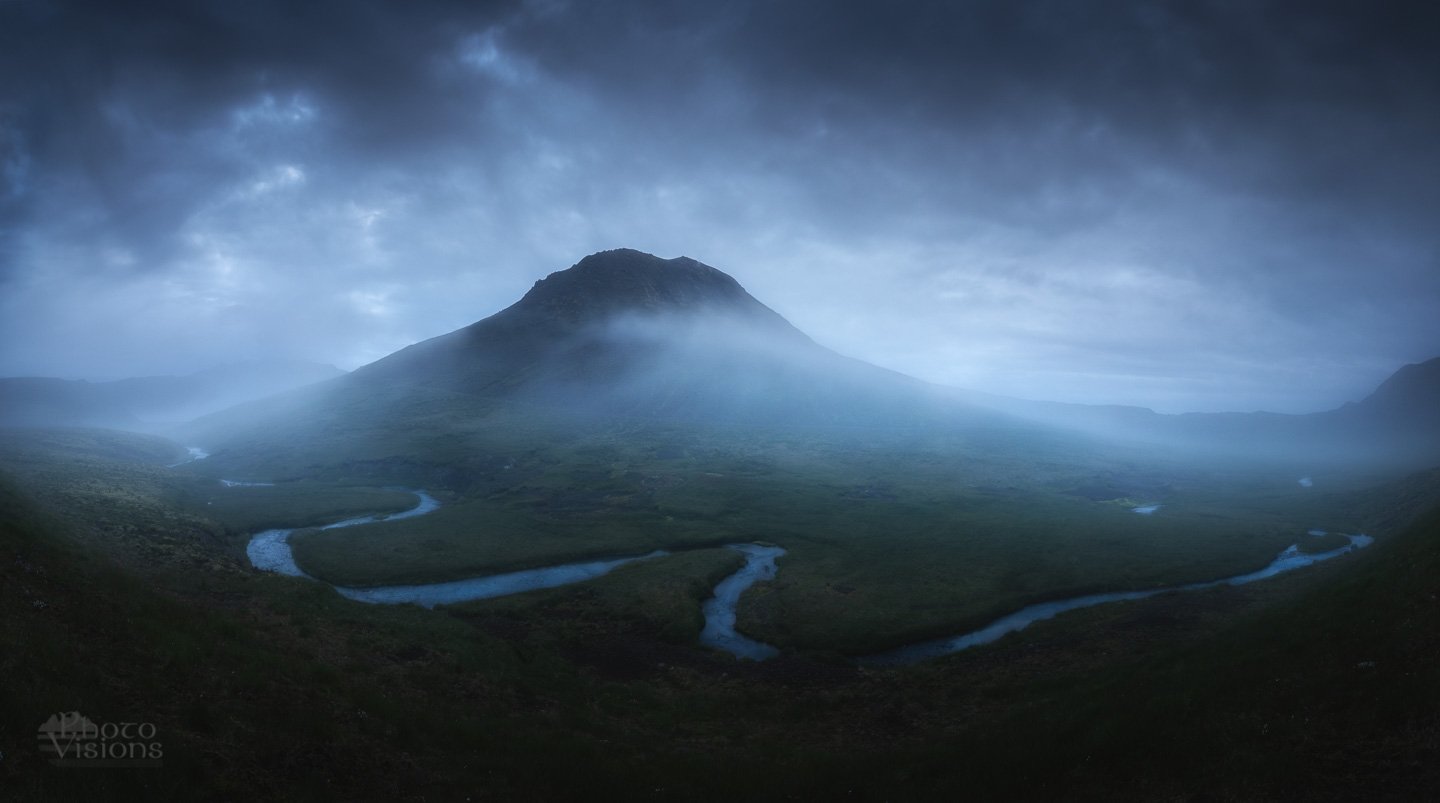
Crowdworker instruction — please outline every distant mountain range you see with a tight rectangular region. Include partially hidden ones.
[0,360,345,429]
[974,355,1440,466]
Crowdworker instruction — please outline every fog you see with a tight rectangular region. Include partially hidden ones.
[0,360,344,430]
[143,280,1436,480]
[4,7,1437,787]
[6,237,1435,473]
[3,1,1439,414]
[549,310,1440,468]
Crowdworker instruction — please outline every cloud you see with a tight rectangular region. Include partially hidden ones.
[0,0,1436,412]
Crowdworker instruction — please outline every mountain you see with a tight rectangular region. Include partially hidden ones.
[188,249,1439,476]
[1336,356,1440,424]
[347,248,950,425]
[969,357,1440,467]
[185,249,1033,482]
[0,360,346,430]
[355,249,807,390]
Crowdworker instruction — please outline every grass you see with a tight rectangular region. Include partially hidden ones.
[189,482,418,536]
[451,546,748,646]
[2,426,1438,800]
[279,417,1358,654]
[903,493,1440,800]
[0,428,431,571]
[290,496,735,586]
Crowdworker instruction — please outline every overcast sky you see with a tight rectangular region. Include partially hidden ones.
[2,0,1437,413]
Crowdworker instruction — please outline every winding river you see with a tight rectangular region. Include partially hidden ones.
[698,544,786,660]
[861,532,1373,666]
[244,489,667,602]
[245,490,443,577]
[232,478,1370,666]
[168,446,210,467]
[240,486,782,659]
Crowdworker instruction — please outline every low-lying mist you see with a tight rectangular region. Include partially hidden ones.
[0,360,345,432]
[10,289,1439,480]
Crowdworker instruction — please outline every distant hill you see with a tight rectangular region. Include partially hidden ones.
[1332,356,1440,425]
[0,360,345,430]
[967,356,1440,467]
[0,378,147,430]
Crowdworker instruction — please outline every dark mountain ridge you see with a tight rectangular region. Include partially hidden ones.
[347,249,940,425]
[492,248,799,331]
[1338,356,1440,421]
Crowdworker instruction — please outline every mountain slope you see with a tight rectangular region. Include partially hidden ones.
[1325,356,1440,438]
[194,250,985,461]
[348,248,923,420]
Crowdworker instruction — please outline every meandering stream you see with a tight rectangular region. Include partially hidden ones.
[335,550,671,607]
[240,486,782,658]
[245,490,442,577]
[230,475,1370,666]
[168,446,210,467]
[699,544,786,660]
[244,489,666,604]
[861,532,1373,666]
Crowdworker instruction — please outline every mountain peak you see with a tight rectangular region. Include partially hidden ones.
[503,248,768,327]
[352,249,811,390]
[1356,356,1440,417]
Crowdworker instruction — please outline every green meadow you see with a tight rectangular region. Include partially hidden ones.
[2,426,1437,800]
[216,412,1366,655]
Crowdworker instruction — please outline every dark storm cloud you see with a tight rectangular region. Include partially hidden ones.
[1,0,1437,411]
[557,0,1439,270]
[0,0,520,272]
[503,0,1440,408]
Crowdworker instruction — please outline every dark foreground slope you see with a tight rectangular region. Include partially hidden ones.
[2,431,1438,801]
[930,474,1440,800]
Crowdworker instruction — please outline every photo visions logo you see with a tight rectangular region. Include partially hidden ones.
[37,711,163,768]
